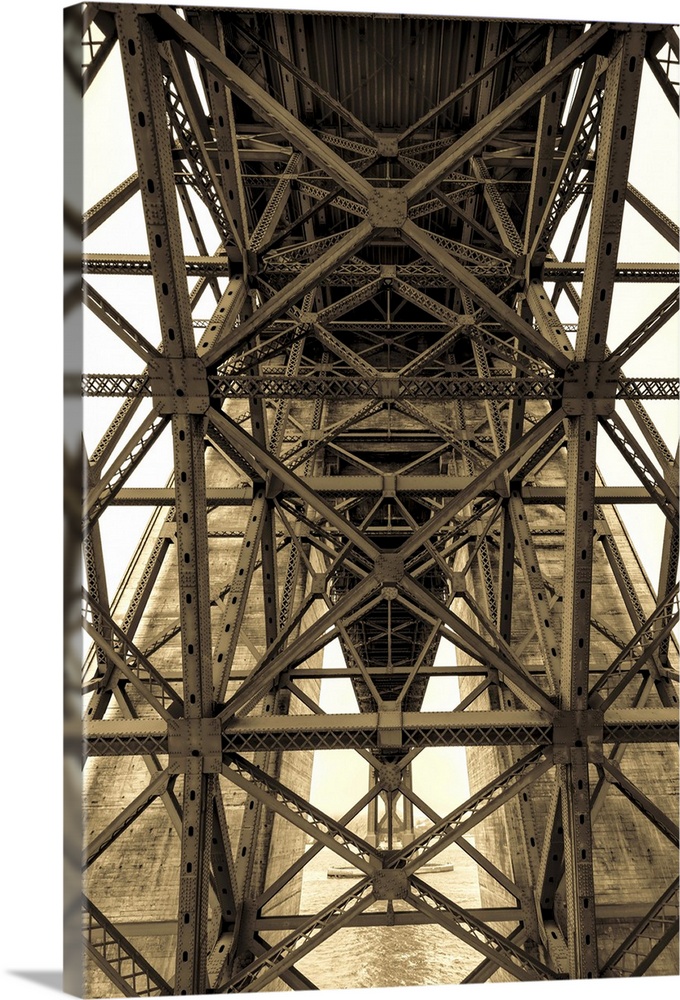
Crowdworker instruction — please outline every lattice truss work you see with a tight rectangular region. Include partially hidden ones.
[73,4,680,994]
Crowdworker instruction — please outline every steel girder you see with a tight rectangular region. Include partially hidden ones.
[77,6,679,995]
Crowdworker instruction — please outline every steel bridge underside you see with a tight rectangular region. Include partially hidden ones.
[73,5,680,995]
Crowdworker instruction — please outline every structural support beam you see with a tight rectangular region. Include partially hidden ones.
[81,709,680,757]
[117,10,217,993]
[402,23,610,202]
[558,28,645,980]
[157,5,375,203]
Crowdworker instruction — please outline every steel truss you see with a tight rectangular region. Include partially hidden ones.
[76,6,679,995]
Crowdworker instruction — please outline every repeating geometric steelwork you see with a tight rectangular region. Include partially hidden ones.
[83,898,172,997]
[80,370,680,402]
[77,6,679,996]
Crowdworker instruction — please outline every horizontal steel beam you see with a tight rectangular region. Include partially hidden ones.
[81,709,679,756]
[544,261,679,282]
[205,375,678,402]
[278,662,613,680]
[79,254,680,284]
[255,908,524,930]
[79,372,679,402]
[109,484,659,506]
[222,710,554,751]
[90,899,660,939]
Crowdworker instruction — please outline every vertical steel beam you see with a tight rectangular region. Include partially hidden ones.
[559,28,645,979]
[574,29,645,364]
[212,489,268,701]
[117,10,216,993]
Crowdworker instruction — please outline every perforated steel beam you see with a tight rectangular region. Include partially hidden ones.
[117,10,217,993]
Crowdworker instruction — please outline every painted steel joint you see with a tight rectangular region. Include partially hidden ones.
[561,361,617,416]
[298,311,317,330]
[552,709,603,764]
[367,189,408,229]
[375,135,399,159]
[375,552,405,585]
[168,717,223,773]
[380,264,397,285]
[149,357,210,414]
[377,707,403,748]
[372,868,409,899]
[377,762,402,792]
[379,375,401,399]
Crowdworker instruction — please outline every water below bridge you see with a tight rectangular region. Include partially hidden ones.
[294,842,483,989]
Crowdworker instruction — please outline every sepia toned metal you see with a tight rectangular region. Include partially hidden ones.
[77,5,679,994]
